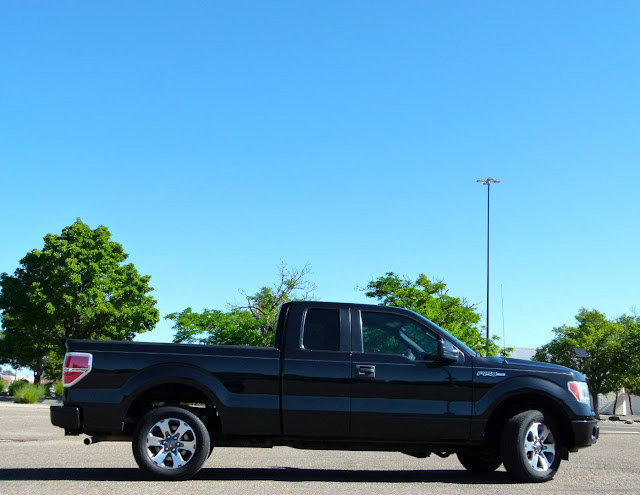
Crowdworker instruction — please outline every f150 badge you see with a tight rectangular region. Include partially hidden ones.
[477,370,506,377]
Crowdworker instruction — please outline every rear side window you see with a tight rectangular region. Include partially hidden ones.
[302,308,340,351]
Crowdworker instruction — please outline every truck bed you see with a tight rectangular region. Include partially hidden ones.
[64,339,281,436]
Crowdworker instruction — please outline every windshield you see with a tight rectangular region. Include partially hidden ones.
[411,313,477,357]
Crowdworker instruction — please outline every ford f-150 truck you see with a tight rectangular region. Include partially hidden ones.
[51,301,598,482]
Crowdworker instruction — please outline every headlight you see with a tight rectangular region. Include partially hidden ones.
[568,381,591,405]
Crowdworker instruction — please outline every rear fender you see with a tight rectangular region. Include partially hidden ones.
[121,363,225,420]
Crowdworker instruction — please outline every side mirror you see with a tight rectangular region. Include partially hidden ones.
[436,339,461,365]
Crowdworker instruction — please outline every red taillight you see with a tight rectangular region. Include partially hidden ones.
[62,352,93,387]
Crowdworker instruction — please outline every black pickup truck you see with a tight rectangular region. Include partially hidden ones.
[51,301,598,482]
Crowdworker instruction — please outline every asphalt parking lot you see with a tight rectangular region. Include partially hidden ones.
[1,400,639,495]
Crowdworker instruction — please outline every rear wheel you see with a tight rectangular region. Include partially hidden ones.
[457,448,502,472]
[132,406,210,480]
[501,410,561,482]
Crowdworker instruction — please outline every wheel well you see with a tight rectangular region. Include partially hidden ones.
[125,383,221,436]
[483,394,573,449]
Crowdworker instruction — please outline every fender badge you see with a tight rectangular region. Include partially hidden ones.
[477,370,506,377]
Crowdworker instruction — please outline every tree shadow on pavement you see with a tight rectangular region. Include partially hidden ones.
[0,467,518,484]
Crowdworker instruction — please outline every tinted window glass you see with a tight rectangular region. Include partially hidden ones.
[361,311,438,360]
[302,309,340,351]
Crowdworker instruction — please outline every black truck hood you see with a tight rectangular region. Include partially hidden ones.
[474,356,585,381]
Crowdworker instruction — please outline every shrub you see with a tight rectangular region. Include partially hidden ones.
[53,380,64,397]
[8,379,29,396]
[12,383,45,404]
[0,379,6,393]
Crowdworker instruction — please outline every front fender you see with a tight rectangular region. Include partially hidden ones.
[475,375,591,419]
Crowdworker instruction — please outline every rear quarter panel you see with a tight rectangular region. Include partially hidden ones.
[64,340,281,435]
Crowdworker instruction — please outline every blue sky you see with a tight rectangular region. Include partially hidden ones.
[1,1,639,352]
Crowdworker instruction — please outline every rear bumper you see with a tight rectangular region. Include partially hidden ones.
[50,405,81,434]
[571,419,599,448]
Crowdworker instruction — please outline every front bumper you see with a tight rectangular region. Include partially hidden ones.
[571,419,599,448]
[50,405,81,434]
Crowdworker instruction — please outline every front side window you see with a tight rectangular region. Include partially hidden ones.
[302,308,340,351]
[361,311,438,360]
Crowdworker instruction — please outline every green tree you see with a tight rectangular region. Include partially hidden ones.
[617,314,640,411]
[167,308,268,347]
[0,220,159,383]
[363,272,505,356]
[533,309,637,418]
[168,262,314,347]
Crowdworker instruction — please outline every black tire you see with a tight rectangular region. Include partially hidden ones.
[501,410,561,482]
[132,406,210,481]
[457,448,502,472]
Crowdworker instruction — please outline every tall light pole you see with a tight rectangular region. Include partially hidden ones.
[477,177,500,355]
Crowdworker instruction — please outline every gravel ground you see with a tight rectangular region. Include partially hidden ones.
[0,401,639,495]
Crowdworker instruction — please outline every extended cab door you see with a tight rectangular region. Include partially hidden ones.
[281,303,352,438]
[350,307,473,442]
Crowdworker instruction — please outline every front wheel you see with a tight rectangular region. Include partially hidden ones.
[501,410,561,482]
[457,448,502,472]
[132,406,210,480]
